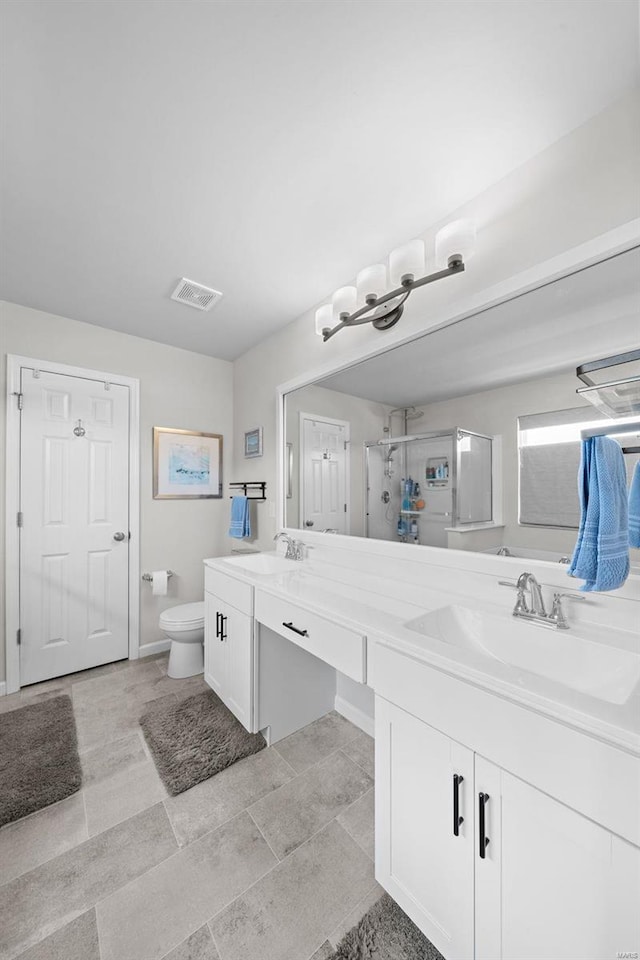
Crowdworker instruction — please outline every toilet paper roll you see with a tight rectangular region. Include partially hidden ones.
[151,570,168,596]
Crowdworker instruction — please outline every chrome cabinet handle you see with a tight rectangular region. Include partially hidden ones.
[113,531,126,541]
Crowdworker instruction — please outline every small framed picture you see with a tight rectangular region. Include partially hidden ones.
[244,427,263,459]
[153,427,223,499]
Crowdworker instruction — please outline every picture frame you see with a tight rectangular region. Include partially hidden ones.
[244,426,263,459]
[153,427,223,499]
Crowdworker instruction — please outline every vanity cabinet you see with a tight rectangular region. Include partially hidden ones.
[375,697,475,959]
[376,693,640,960]
[475,757,640,960]
[204,578,253,731]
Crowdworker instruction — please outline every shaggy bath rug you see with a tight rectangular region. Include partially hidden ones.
[330,894,444,960]
[139,688,266,795]
[0,694,82,827]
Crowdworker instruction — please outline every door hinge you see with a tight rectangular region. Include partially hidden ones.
[17,511,23,527]
[16,628,21,646]
[12,392,23,410]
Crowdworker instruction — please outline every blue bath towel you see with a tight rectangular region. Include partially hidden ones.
[228,496,251,539]
[568,436,629,592]
[629,461,640,549]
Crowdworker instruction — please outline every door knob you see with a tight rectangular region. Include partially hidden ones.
[305,520,314,527]
[113,531,126,541]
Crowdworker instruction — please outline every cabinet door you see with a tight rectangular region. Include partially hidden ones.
[475,757,640,960]
[375,696,474,960]
[223,604,253,732]
[204,592,226,699]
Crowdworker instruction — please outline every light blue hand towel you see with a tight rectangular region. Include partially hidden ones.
[228,496,251,539]
[629,461,640,549]
[568,436,629,592]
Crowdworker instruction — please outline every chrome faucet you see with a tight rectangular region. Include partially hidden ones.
[517,572,547,617]
[273,532,304,561]
[499,571,585,629]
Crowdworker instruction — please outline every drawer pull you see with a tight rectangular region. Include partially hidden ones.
[282,621,309,637]
[453,774,464,837]
[478,792,490,858]
[220,614,227,642]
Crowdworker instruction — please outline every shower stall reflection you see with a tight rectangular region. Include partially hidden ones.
[365,429,493,546]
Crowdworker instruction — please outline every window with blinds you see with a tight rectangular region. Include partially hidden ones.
[517,407,608,528]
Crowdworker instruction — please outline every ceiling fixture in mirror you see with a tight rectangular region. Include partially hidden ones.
[315,220,476,343]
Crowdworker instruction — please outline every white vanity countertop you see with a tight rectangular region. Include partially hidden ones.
[204,554,640,755]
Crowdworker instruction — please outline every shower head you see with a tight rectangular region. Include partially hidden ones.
[405,407,424,421]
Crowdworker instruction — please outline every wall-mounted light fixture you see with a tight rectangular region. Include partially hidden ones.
[315,220,475,342]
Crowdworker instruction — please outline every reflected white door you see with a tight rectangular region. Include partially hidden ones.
[300,415,349,533]
[19,369,130,684]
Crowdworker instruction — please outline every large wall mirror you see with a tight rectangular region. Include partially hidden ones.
[283,246,640,567]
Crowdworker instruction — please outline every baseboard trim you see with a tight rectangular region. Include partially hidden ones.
[138,639,171,658]
[0,681,6,698]
[334,695,374,737]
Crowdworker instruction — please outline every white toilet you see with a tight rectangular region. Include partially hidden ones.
[159,602,205,679]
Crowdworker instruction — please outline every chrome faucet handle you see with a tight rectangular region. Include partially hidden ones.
[549,591,585,629]
[498,580,529,615]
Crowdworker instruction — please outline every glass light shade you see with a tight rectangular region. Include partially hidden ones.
[389,239,425,286]
[332,285,358,319]
[356,264,387,305]
[435,219,476,269]
[315,303,333,337]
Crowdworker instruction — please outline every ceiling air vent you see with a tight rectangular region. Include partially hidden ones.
[170,278,222,312]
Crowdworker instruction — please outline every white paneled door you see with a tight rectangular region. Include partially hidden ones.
[19,369,130,684]
[300,415,349,533]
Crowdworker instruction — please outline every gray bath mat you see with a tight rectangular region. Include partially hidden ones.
[330,894,444,960]
[0,694,82,827]
[139,688,266,796]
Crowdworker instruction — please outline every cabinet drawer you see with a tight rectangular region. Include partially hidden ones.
[204,566,253,614]
[255,590,366,683]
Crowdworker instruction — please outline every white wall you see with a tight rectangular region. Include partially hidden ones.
[284,383,390,537]
[1,301,234,680]
[232,91,640,553]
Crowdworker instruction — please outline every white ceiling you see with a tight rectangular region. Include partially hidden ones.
[318,248,640,406]
[1,1,638,360]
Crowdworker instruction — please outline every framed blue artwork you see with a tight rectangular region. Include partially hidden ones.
[153,427,223,499]
[244,426,263,459]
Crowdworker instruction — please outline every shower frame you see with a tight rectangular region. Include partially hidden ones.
[364,428,493,539]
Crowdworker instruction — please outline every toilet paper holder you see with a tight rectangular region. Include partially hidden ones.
[142,570,175,582]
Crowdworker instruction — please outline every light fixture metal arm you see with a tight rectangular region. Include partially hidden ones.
[322,258,465,343]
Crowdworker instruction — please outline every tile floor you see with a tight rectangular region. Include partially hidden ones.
[0,655,380,960]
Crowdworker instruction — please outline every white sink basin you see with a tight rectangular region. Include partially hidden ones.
[221,553,297,576]
[405,605,640,705]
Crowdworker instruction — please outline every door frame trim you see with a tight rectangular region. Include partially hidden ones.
[5,354,141,694]
[298,411,351,534]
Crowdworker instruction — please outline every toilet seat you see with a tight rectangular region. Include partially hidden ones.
[159,601,204,631]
